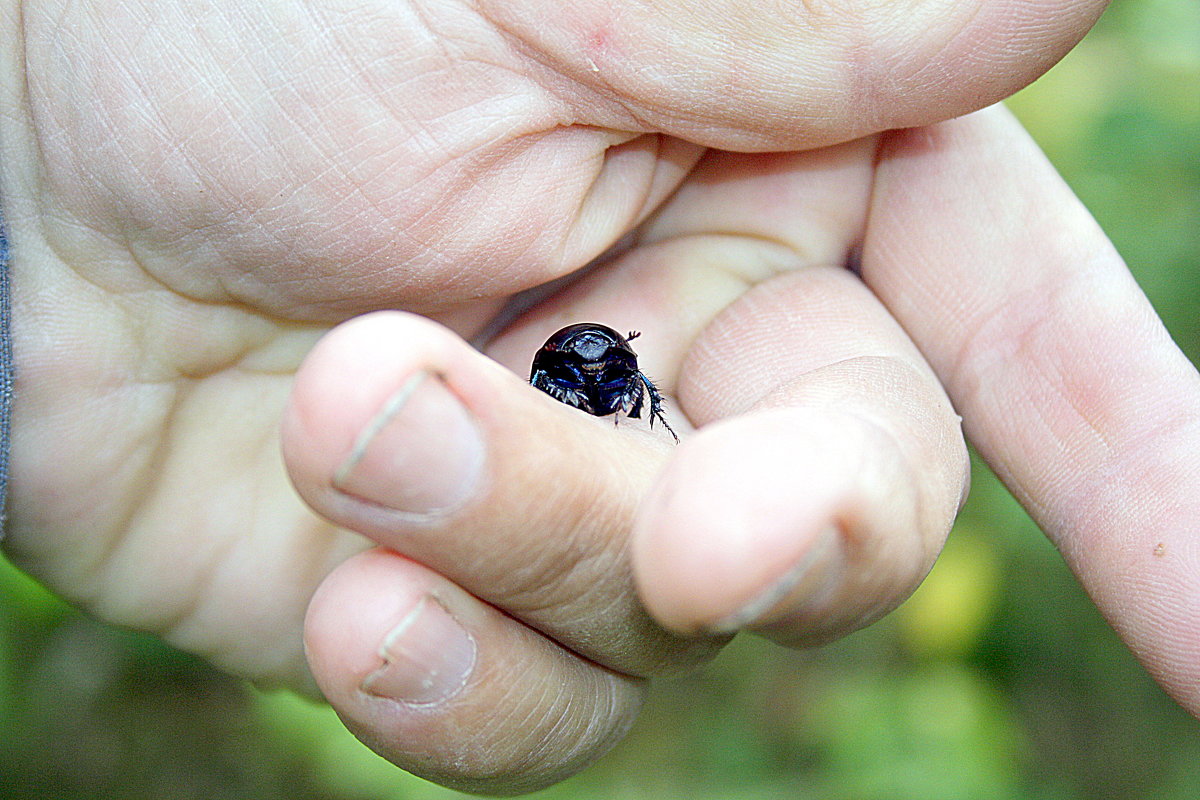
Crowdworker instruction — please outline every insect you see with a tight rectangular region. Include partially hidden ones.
[530,323,679,442]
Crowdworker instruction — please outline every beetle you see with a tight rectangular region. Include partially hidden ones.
[529,323,679,442]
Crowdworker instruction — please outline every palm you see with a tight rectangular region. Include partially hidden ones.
[26,3,705,319]
[6,1,719,686]
[8,0,907,685]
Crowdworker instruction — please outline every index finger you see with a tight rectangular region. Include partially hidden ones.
[479,0,1107,149]
[862,105,1200,715]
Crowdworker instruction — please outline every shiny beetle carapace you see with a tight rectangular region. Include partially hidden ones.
[530,323,678,442]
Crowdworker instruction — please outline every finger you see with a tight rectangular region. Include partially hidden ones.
[490,143,969,644]
[282,311,721,677]
[861,105,1200,714]
[634,267,970,644]
[480,0,1107,149]
[305,547,643,794]
[485,140,881,391]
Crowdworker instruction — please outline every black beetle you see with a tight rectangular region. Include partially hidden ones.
[530,323,679,442]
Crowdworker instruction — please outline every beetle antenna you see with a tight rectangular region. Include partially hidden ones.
[626,330,641,341]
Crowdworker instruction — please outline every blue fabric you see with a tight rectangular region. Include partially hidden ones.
[0,207,11,533]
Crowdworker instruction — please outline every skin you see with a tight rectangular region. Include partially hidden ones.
[4,0,1198,794]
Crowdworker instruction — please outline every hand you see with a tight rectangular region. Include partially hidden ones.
[288,106,1200,793]
[9,0,1183,795]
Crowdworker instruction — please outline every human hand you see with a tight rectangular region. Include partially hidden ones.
[4,0,1169,794]
[289,105,1200,792]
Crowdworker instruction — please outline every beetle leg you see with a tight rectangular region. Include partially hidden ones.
[530,368,552,394]
[636,372,679,443]
[624,378,645,419]
[531,368,591,412]
[531,368,569,402]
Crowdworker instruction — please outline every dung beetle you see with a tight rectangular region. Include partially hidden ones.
[530,323,679,442]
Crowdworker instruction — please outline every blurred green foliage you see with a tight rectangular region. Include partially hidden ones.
[3,0,1198,797]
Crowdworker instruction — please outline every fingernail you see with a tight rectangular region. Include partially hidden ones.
[334,372,484,516]
[360,595,478,705]
[709,525,844,634]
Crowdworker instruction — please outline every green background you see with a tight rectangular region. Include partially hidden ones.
[3,0,1198,797]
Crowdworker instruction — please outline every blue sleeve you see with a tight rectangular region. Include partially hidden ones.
[0,208,11,533]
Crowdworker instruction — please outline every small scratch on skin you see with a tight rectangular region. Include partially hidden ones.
[1153,542,1166,557]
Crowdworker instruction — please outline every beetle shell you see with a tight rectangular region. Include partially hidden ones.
[530,323,679,442]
